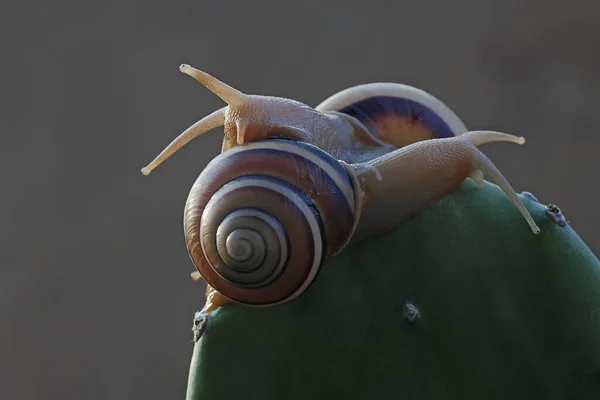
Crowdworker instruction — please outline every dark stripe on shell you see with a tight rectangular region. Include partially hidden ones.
[338,95,455,140]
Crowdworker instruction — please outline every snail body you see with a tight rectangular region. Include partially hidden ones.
[142,64,540,309]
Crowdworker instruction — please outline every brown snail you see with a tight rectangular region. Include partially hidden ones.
[142,64,540,308]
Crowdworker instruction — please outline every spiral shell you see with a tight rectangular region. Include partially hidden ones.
[184,139,356,306]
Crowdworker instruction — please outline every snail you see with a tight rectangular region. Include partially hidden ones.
[141,64,540,310]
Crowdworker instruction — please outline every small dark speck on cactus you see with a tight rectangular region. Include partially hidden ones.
[545,204,567,227]
[192,312,208,342]
[402,302,420,323]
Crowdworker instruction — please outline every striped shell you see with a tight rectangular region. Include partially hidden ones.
[184,139,356,306]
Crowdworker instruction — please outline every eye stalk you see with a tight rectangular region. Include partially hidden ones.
[179,64,247,107]
[141,64,245,176]
[140,107,225,176]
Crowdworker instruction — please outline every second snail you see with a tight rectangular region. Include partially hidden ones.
[142,64,540,310]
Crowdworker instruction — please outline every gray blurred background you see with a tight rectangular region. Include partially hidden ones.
[2,0,599,399]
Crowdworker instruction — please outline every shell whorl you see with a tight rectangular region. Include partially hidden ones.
[184,139,356,305]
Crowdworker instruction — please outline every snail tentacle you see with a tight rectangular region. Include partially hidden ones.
[179,64,248,107]
[462,130,525,146]
[470,169,485,187]
[460,130,538,234]
[141,107,226,175]
[470,148,540,234]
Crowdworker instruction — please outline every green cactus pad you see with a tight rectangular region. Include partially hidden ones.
[186,180,600,400]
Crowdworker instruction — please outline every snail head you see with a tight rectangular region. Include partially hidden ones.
[141,64,338,176]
